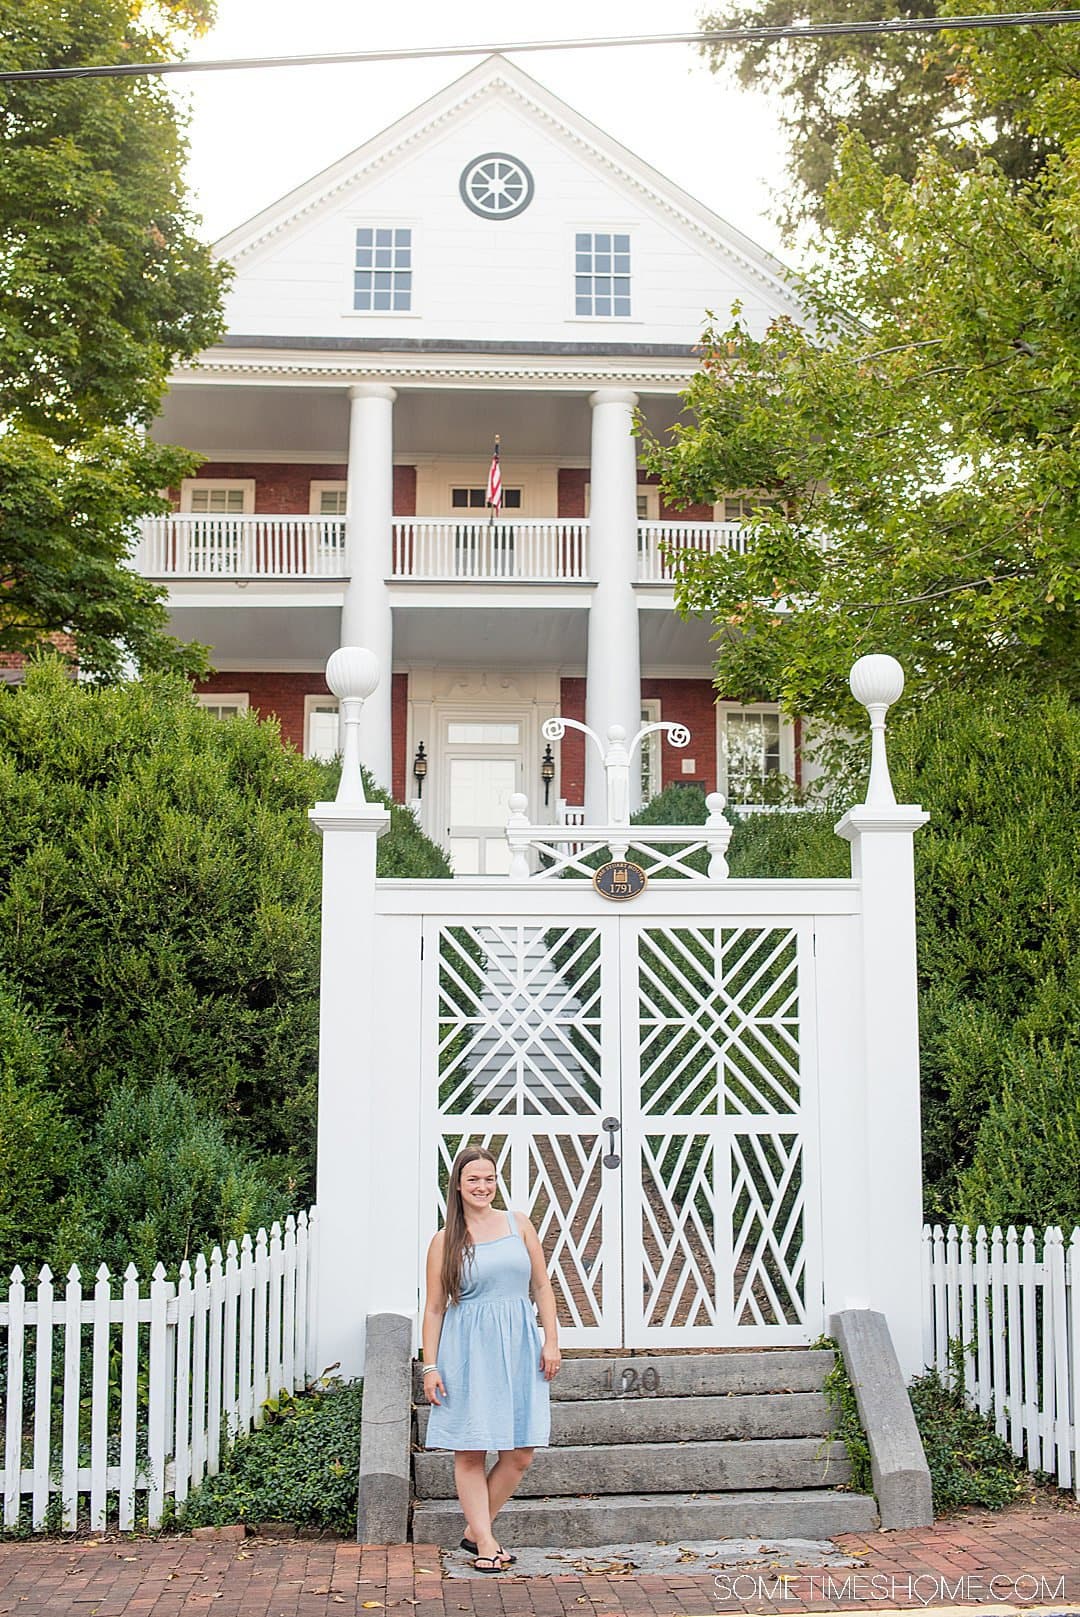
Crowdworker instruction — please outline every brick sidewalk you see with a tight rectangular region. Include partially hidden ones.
[0,1500,1076,1617]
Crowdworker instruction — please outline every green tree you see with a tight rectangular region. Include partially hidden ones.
[0,0,227,679]
[698,0,1053,229]
[644,127,1080,724]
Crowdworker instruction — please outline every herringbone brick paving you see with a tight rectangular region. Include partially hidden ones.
[0,1500,1076,1617]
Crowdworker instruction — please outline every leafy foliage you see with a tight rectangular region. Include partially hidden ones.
[698,0,1053,230]
[718,684,1080,1227]
[908,1361,1025,1513]
[0,663,449,1274]
[819,1339,872,1496]
[0,990,77,1274]
[0,0,226,677]
[646,27,1080,724]
[177,1380,362,1533]
[60,1076,289,1279]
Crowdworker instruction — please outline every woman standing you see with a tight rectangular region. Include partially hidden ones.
[422,1146,561,1572]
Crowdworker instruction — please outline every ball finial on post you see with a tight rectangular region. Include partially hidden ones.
[325,647,380,804]
[849,653,904,807]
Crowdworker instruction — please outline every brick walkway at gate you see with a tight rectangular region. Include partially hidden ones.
[0,1500,1077,1617]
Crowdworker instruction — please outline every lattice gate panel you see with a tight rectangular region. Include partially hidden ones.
[621,922,821,1345]
[421,920,622,1345]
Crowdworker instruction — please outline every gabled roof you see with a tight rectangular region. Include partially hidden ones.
[215,53,797,309]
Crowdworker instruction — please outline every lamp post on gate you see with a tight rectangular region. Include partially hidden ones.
[310,648,391,1377]
[833,654,929,1379]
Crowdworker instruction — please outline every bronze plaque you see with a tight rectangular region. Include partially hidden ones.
[592,860,648,902]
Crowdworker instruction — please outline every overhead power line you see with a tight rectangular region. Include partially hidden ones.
[3,13,1080,84]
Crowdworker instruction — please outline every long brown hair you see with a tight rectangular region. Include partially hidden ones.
[441,1146,499,1306]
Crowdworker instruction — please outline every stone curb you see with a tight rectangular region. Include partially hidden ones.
[831,1309,933,1529]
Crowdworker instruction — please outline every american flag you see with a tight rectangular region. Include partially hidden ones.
[486,437,502,516]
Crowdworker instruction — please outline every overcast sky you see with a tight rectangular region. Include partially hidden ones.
[178,1,790,258]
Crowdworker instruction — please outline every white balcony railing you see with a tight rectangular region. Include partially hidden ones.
[134,516,748,584]
[390,519,589,580]
[136,515,348,578]
[636,520,748,581]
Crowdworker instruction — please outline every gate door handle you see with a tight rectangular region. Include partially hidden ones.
[602,1116,621,1169]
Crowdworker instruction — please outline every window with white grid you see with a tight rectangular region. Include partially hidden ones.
[353,227,412,311]
[575,232,631,317]
[180,480,254,514]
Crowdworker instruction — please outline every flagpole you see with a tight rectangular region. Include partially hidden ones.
[488,433,500,526]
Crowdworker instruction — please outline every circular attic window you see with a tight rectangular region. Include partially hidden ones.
[459,153,535,220]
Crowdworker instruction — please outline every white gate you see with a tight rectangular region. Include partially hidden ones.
[419,910,820,1348]
[312,652,929,1379]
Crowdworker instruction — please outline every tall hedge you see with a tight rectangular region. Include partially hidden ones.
[0,661,449,1275]
[726,684,1080,1229]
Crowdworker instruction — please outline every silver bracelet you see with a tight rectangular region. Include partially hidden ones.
[421,1364,440,1376]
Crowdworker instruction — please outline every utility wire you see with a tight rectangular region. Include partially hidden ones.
[3,13,1080,84]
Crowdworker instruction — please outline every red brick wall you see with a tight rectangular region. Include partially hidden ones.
[1,633,78,678]
[391,672,408,800]
[556,678,587,805]
[393,466,417,517]
[183,464,417,517]
[643,678,718,790]
[557,469,588,518]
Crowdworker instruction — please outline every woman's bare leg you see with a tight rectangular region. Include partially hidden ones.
[453,1452,502,1560]
[462,1448,535,1546]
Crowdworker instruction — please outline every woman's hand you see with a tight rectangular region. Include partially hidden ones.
[424,1371,446,1405]
[540,1341,562,1381]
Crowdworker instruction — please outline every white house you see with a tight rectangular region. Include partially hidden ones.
[142,53,807,863]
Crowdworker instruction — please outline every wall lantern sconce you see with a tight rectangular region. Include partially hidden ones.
[413,741,428,799]
[541,742,556,807]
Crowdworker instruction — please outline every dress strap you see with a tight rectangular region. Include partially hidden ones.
[505,1209,519,1239]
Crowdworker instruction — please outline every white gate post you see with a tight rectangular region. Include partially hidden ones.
[310,648,390,1378]
[835,656,929,1379]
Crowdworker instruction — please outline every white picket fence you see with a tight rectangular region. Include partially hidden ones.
[923,1223,1080,1496]
[0,1209,318,1532]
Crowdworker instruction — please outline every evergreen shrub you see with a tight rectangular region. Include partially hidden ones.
[907,1364,1025,1513]
[0,662,449,1275]
[709,686,1080,1226]
[177,1379,362,1533]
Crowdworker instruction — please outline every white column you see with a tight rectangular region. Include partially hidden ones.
[342,383,396,790]
[585,388,641,823]
[309,650,391,1377]
[834,656,929,1379]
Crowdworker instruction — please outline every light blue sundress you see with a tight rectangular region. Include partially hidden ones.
[425,1210,551,1452]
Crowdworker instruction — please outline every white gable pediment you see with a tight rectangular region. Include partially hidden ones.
[216,56,800,348]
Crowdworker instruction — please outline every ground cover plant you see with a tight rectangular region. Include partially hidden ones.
[175,1379,363,1535]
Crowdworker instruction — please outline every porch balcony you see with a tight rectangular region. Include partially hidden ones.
[135,515,747,584]
[136,514,348,578]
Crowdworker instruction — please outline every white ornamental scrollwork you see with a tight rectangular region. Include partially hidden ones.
[541,716,692,827]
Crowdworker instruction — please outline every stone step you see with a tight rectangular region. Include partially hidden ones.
[412,1488,879,1548]
[416,1389,834,1447]
[413,1437,850,1500]
[412,1349,834,1405]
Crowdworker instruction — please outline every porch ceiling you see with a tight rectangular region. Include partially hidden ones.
[637,601,718,669]
[163,602,342,666]
[152,384,693,463]
[392,603,588,667]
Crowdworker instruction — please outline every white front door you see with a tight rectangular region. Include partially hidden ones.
[441,719,526,875]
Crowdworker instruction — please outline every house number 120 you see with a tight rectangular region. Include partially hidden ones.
[602,1364,661,1396]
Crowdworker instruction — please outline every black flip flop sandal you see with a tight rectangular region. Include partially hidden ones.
[461,1538,516,1563]
[473,1555,510,1574]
